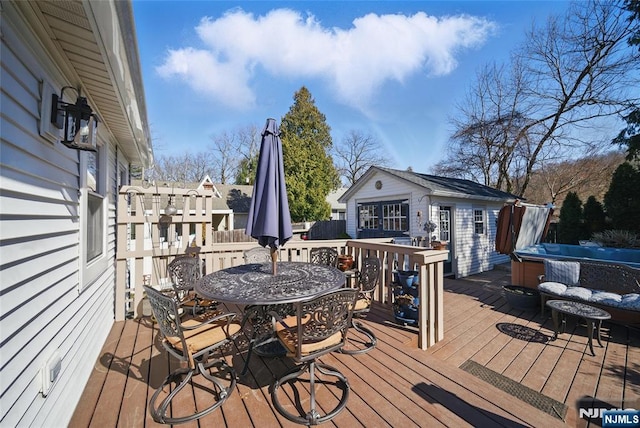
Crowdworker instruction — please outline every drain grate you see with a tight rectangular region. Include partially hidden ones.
[460,360,567,420]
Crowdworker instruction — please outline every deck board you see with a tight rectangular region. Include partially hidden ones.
[70,269,639,427]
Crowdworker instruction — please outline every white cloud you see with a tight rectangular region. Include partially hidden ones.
[156,8,496,110]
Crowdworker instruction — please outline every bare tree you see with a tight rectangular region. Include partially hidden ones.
[333,130,390,186]
[525,150,625,205]
[436,0,640,196]
[433,60,529,191]
[209,130,242,184]
[234,124,261,185]
[153,152,216,184]
[152,125,260,185]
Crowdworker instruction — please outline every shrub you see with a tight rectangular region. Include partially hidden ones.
[558,192,585,244]
[604,162,640,232]
[583,196,606,236]
[591,230,640,248]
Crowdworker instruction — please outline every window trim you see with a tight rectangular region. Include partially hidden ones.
[381,201,409,232]
[473,207,486,235]
[78,141,108,292]
[357,200,409,232]
[357,203,379,230]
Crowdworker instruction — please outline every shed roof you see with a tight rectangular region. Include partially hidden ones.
[339,167,521,203]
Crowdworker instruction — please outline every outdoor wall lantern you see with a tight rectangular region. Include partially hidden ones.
[50,86,98,151]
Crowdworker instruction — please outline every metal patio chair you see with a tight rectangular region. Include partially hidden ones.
[144,285,241,424]
[340,257,381,355]
[166,255,217,316]
[309,247,338,267]
[270,288,358,425]
[240,247,293,374]
[243,246,272,263]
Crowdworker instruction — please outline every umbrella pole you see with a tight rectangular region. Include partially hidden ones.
[271,247,278,275]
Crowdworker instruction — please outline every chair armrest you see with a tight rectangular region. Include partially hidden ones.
[268,310,292,331]
[181,312,237,330]
[538,274,545,283]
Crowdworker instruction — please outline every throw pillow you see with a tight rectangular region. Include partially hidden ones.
[544,259,580,286]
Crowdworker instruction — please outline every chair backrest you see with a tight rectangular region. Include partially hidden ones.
[144,285,186,348]
[309,247,338,267]
[293,288,357,360]
[243,247,272,264]
[167,255,202,293]
[358,257,381,294]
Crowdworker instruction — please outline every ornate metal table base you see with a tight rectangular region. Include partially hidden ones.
[546,300,611,356]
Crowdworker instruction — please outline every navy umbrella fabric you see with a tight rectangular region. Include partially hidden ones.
[246,118,293,274]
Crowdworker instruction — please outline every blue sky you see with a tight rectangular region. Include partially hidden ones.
[133,1,571,172]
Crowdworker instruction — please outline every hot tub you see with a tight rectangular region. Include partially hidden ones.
[496,202,640,286]
[511,243,640,288]
[514,243,640,268]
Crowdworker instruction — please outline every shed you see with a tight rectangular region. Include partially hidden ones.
[338,167,521,278]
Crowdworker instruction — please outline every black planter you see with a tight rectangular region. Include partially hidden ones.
[502,285,540,310]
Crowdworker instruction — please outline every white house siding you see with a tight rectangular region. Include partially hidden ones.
[344,171,427,240]
[440,200,509,278]
[0,7,127,426]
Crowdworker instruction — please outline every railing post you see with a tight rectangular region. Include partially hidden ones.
[415,250,448,350]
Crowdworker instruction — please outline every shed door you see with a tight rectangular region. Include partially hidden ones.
[357,200,409,238]
[439,206,453,276]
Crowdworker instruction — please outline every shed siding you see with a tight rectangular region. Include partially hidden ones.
[344,171,427,240]
[0,17,126,427]
[343,169,510,278]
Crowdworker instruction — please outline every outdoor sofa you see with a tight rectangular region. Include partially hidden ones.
[537,259,640,326]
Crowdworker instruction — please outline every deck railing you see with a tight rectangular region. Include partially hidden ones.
[116,186,448,349]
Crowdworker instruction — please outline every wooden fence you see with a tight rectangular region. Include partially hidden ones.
[212,229,256,243]
[308,220,346,239]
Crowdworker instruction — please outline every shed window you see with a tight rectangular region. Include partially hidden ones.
[382,203,408,231]
[358,204,378,229]
[474,209,485,235]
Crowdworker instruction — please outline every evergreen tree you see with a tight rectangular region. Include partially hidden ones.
[612,0,640,161]
[604,162,640,232]
[582,196,606,237]
[558,192,584,244]
[280,87,340,221]
[235,156,258,185]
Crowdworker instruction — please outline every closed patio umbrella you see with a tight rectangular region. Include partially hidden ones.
[246,118,293,274]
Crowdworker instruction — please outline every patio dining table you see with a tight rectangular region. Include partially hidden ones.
[196,261,346,306]
[196,261,346,373]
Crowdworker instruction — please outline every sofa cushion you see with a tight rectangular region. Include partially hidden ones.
[621,293,640,311]
[590,291,623,306]
[562,286,593,301]
[544,260,580,286]
[538,281,567,296]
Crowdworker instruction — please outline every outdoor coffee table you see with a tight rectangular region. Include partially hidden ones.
[545,300,611,356]
[196,261,346,372]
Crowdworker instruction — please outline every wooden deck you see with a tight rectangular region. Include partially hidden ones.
[70,269,639,427]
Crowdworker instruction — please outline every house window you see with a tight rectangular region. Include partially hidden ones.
[382,203,408,231]
[86,151,104,262]
[358,204,378,229]
[474,209,485,235]
[80,144,107,290]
